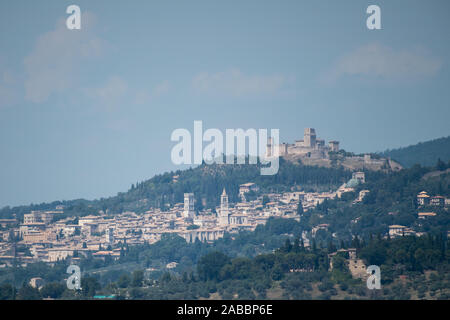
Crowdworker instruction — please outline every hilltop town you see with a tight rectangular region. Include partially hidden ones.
[0,128,447,270]
[1,165,447,270]
[0,179,356,266]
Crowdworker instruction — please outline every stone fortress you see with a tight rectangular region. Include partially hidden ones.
[267,128,339,159]
[267,127,403,171]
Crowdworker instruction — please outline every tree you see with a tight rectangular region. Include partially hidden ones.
[17,283,41,300]
[195,194,204,212]
[297,200,304,215]
[312,239,317,252]
[197,251,230,281]
[271,264,284,281]
[352,236,361,249]
[293,237,301,253]
[81,277,100,298]
[0,283,15,300]
[327,240,336,253]
[262,196,270,206]
[436,158,446,171]
[40,282,66,299]
[282,239,292,253]
[131,270,144,287]
[117,274,131,288]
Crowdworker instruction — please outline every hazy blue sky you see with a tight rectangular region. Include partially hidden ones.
[0,0,449,207]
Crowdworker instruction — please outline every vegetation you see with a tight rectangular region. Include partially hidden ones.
[0,158,352,220]
[0,138,449,300]
[300,160,450,243]
[1,234,448,300]
[380,136,450,168]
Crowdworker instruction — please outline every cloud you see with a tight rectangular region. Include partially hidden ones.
[0,62,21,109]
[81,75,130,112]
[23,12,104,103]
[93,76,128,103]
[0,56,20,109]
[134,80,170,105]
[0,74,17,109]
[192,68,290,96]
[324,43,442,83]
[84,77,170,109]
[153,80,170,96]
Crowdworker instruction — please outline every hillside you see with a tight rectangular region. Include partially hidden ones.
[1,157,449,300]
[380,136,450,168]
[300,163,450,243]
[1,135,449,221]
[0,158,354,219]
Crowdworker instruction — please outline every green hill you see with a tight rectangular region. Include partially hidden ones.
[0,159,352,219]
[380,136,450,168]
[3,135,449,220]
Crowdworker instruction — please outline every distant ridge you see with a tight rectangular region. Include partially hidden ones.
[379,136,450,168]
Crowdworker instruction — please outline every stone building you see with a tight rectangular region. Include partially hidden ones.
[183,193,195,219]
[430,196,445,207]
[268,127,339,160]
[352,171,366,184]
[417,191,430,206]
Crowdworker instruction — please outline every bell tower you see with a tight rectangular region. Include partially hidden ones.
[183,193,195,219]
[218,188,229,226]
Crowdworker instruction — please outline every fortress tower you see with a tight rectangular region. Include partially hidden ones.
[329,140,339,152]
[183,193,195,219]
[304,128,316,148]
[218,188,230,226]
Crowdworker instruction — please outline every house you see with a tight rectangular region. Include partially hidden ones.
[47,248,75,262]
[352,172,366,184]
[430,196,445,207]
[389,225,414,238]
[29,277,45,289]
[239,183,259,194]
[311,224,330,237]
[0,219,17,228]
[166,262,178,269]
[417,191,430,206]
[92,250,120,261]
[418,212,437,219]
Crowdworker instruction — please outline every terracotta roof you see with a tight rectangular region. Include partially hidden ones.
[418,212,436,217]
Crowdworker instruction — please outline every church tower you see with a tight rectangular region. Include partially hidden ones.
[183,193,195,219]
[218,188,230,226]
[106,227,114,244]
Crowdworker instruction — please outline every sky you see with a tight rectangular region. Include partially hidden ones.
[0,0,449,207]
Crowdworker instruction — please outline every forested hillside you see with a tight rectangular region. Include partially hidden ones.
[1,160,449,300]
[380,136,450,168]
[0,158,352,219]
[300,161,450,244]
